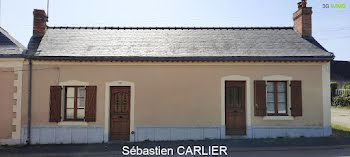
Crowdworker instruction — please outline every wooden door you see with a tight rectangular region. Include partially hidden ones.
[225,81,246,135]
[110,86,130,140]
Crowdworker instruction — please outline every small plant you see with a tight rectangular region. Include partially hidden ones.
[332,95,350,107]
[342,84,350,97]
[342,84,350,89]
[330,82,338,103]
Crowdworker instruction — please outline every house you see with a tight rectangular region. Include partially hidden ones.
[0,28,25,145]
[20,2,334,144]
[331,60,350,87]
[331,60,350,96]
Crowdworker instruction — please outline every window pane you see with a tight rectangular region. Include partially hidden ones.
[115,93,119,113]
[78,87,85,98]
[122,93,128,113]
[235,87,242,108]
[66,109,74,119]
[278,102,286,114]
[77,98,85,108]
[77,109,85,119]
[278,93,286,102]
[267,102,274,114]
[66,98,74,108]
[266,82,274,92]
[267,93,274,102]
[67,87,75,97]
[229,87,234,108]
[277,82,286,92]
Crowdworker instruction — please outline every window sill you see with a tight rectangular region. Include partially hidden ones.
[263,116,294,121]
[58,121,88,126]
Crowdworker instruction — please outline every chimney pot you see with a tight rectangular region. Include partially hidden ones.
[293,0,312,37]
[33,9,48,36]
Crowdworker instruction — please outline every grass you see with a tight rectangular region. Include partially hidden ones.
[332,123,350,137]
[331,105,350,110]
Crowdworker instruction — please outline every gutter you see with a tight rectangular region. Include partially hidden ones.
[26,59,32,145]
[0,55,25,58]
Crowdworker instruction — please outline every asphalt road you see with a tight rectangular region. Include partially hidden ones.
[226,146,350,157]
[1,145,350,157]
[332,108,350,128]
[1,137,350,157]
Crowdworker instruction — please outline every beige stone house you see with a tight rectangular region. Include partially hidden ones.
[0,28,25,145]
[18,3,334,144]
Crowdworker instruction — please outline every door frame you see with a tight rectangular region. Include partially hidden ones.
[221,75,251,138]
[104,81,135,142]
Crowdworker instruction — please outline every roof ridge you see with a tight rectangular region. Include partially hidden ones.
[47,26,293,30]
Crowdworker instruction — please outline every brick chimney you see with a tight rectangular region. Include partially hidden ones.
[33,9,48,36]
[293,0,312,37]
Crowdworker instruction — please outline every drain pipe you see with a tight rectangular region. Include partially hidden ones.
[27,59,32,145]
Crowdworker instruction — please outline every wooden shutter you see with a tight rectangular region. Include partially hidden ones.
[85,86,97,122]
[291,80,302,116]
[254,80,266,116]
[49,86,62,122]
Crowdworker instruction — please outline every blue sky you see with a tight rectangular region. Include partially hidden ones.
[1,0,349,60]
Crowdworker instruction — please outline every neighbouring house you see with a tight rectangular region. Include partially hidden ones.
[331,60,350,96]
[0,28,25,145]
[20,2,334,144]
[331,60,350,87]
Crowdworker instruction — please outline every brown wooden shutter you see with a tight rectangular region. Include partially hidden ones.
[291,80,302,116]
[85,86,97,122]
[49,86,62,122]
[254,80,266,116]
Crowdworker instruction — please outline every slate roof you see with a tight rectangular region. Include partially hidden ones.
[26,27,334,61]
[331,61,350,82]
[0,27,25,57]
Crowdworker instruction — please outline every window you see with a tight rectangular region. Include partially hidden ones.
[266,81,287,116]
[65,86,86,120]
[227,86,243,108]
[254,80,302,117]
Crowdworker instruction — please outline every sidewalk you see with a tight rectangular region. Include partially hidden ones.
[332,108,350,128]
[1,137,350,156]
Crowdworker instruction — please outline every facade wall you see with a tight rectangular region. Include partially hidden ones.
[20,61,331,143]
[0,59,23,145]
[0,67,16,138]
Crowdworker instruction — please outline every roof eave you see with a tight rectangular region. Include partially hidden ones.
[25,56,335,62]
[0,54,24,58]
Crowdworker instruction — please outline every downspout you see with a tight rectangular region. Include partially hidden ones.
[27,8,47,145]
[27,59,32,145]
